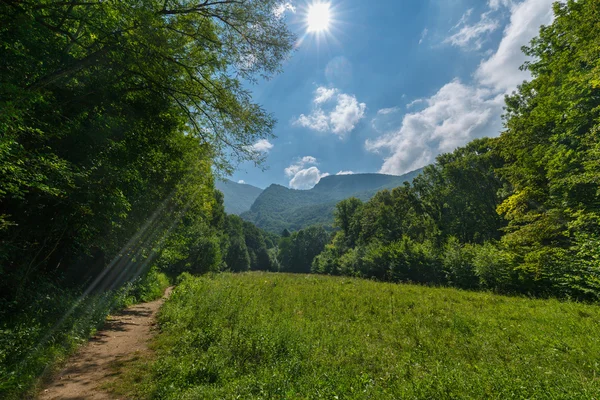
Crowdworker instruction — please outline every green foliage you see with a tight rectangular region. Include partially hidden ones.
[497,0,600,291]
[221,214,276,272]
[113,272,600,399]
[0,0,294,297]
[278,226,329,273]
[0,0,293,395]
[225,237,251,273]
[442,237,478,289]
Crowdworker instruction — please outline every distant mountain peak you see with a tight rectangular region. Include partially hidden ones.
[241,168,423,233]
[215,179,263,215]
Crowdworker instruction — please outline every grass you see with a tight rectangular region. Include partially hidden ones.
[111,272,600,399]
[0,266,170,399]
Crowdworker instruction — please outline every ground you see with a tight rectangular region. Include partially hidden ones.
[38,287,172,400]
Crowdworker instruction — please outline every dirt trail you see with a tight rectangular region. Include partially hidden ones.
[39,287,173,400]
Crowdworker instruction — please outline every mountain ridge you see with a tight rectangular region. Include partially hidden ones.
[241,169,423,233]
[215,179,263,215]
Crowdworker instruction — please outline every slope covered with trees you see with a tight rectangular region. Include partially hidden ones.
[241,170,422,233]
[312,0,600,301]
[215,179,263,215]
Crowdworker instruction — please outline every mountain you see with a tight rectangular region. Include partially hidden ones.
[241,169,422,233]
[215,179,263,215]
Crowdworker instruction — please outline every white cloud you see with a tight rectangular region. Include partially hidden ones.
[488,0,513,10]
[336,170,354,175]
[368,0,557,176]
[406,99,425,109]
[419,28,429,45]
[248,139,274,153]
[377,107,400,115]
[300,155,317,164]
[314,87,337,104]
[367,80,504,175]
[285,156,329,189]
[475,0,556,93]
[445,11,500,50]
[289,167,330,190]
[274,2,296,18]
[284,156,318,178]
[238,180,246,184]
[294,86,366,137]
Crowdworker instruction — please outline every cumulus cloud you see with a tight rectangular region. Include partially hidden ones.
[285,156,329,189]
[289,167,330,190]
[368,0,556,175]
[336,171,354,175]
[367,80,504,175]
[314,87,337,104]
[475,0,556,93]
[238,180,246,184]
[248,139,274,153]
[294,87,366,137]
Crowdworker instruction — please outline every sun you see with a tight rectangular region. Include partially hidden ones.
[306,2,332,33]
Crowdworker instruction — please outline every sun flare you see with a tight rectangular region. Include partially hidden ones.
[306,2,332,33]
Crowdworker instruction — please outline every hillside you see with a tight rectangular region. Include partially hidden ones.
[215,179,263,215]
[109,272,600,399]
[241,170,422,233]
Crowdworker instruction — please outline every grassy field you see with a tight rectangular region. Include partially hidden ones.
[112,272,600,399]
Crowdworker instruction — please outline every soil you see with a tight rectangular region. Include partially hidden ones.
[38,287,173,400]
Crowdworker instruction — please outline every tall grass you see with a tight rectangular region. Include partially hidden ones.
[0,266,170,399]
[117,272,600,399]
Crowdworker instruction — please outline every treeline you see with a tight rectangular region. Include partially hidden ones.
[0,1,293,397]
[313,0,599,300]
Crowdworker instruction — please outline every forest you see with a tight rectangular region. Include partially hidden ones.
[0,0,599,398]
[0,0,293,396]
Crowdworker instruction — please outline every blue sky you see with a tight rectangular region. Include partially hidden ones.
[231,0,556,189]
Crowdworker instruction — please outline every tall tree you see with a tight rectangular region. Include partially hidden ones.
[0,0,295,297]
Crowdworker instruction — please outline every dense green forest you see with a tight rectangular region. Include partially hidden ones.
[0,0,293,397]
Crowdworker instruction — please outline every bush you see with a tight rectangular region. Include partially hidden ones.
[356,237,443,284]
[472,242,514,292]
[312,245,342,275]
[562,233,600,301]
[442,237,479,289]
[128,266,171,304]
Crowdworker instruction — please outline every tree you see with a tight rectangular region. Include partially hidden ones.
[497,0,600,292]
[334,197,362,247]
[0,0,295,298]
[278,225,329,273]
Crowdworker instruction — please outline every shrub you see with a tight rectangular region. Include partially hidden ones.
[472,242,514,292]
[442,237,479,289]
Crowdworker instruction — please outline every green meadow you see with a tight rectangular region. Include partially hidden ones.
[111,272,600,399]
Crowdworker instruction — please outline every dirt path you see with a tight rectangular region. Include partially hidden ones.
[39,287,173,400]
